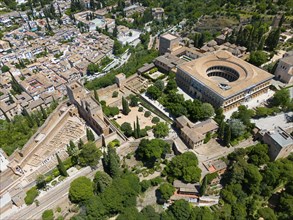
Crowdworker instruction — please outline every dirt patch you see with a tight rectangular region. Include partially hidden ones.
[115,106,158,129]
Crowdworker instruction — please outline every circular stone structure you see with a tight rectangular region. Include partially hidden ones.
[177,50,273,101]
[206,65,240,82]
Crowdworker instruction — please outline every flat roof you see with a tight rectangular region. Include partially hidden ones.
[268,127,293,148]
[280,56,293,67]
[177,51,274,99]
[161,33,178,41]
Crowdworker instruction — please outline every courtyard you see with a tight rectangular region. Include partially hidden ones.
[115,106,162,129]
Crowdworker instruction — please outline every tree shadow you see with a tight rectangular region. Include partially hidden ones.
[155,189,165,204]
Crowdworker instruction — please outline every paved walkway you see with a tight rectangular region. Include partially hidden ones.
[3,166,94,220]
[252,112,293,131]
[224,90,275,118]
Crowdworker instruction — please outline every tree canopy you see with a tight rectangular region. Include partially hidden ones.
[248,51,269,67]
[78,142,102,167]
[69,176,94,203]
[93,171,112,194]
[136,138,171,168]
[158,183,175,201]
[271,89,292,109]
[153,122,169,138]
[163,152,201,183]
[103,147,121,178]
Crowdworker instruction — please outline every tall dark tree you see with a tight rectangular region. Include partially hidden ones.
[136,116,140,138]
[279,14,285,27]
[0,109,10,122]
[193,33,200,48]
[56,153,68,177]
[93,171,112,193]
[266,28,281,51]
[113,25,118,37]
[22,108,34,128]
[8,93,14,104]
[200,175,208,196]
[9,72,23,94]
[57,3,62,17]
[102,147,121,178]
[218,121,225,140]
[94,89,99,102]
[86,128,95,141]
[78,138,84,149]
[122,97,130,115]
[67,140,79,164]
[40,105,47,120]
[214,108,225,124]
[79,142,101,167]
[224,125,231,146]
[133,121,138,139]
[90,0,96,10]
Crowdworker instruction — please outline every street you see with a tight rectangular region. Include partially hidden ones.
[4,166,94,220]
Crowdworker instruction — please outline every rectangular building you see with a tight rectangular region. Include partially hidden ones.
[176,51,273,111]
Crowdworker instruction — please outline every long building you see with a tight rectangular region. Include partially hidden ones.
[176,51,274,111]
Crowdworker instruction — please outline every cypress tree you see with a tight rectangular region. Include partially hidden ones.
[40,105,47,120]
[1,109,10,122]
[94,89,99,102]
[35,115,41,127]
[218,121,225,140]
[28,0,33,14]
[133,122,137,139]
[78,138,84,149]
[200,175,208,196]
[86,128,95,141]
[103,147,121,178]
[224,125,231,146]
[122,97,130,115]
[57,3,62,17]
[136,116,140,138]
[279,14,285,27]
[113,25,118,37]
[193,33,199,48]
[27,21,32,30]
[56,153,68,177]
[198,33,205,48]
[90,0,95,10]
[10,74,23,94]
[8,93,14,104]
[257,36,265,51]
[22,108,34,127]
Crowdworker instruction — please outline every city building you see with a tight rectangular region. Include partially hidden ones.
[203,159,227,175]
[175,116,218,149]
[0,40,11,52]
[173,180,200,196]
[115,73,126,88]
[275,52,293,84]
[262,127,293,161]
[123,4,145,17]
[176,51,273,111]
[152,8,164,20]
[66,81,110,136]
[154,53,185,73]
[159,33,181,55]
[0,149,9,172]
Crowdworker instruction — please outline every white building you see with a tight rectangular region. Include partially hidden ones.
[0,149,9,172]
[16,0,28,5]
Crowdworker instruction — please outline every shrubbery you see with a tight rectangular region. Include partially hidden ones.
[24,187,39,205]
[42,209,54,220]
[151,117,160,124]
[144,111,151,117]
